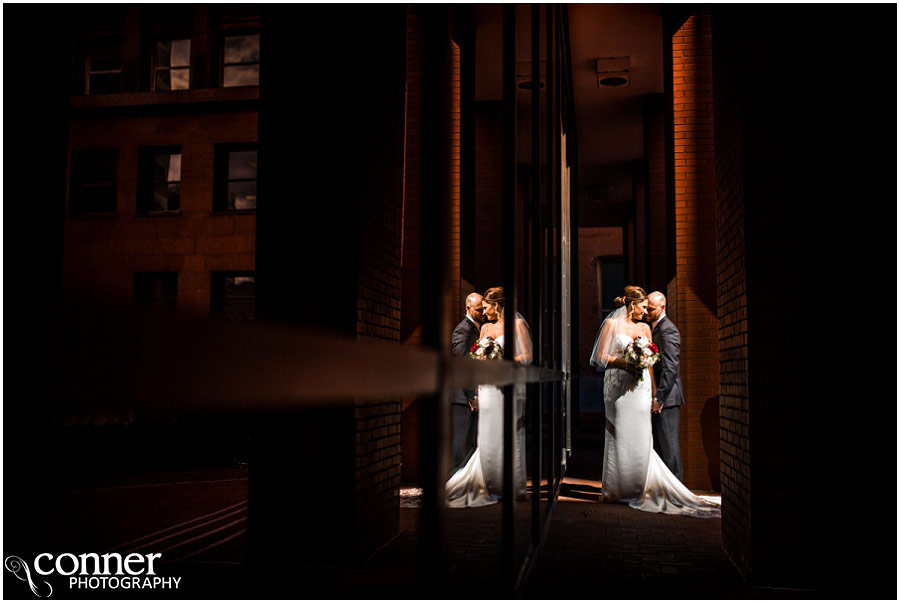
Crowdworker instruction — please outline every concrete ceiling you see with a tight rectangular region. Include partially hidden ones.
[568,4,664,222]
[472,4,664,226]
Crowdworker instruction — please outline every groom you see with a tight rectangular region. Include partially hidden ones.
[450,292,483,471]
[646,291,685,481]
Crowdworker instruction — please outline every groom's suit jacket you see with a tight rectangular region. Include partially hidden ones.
[451,316,481,406]
[652,315,685,408]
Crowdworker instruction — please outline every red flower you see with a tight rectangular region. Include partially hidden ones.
[650,343,658,354]
[470,343,478,352]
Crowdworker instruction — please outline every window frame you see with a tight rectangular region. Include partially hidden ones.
[210,271,256,320]
[150,36,193,92]
[219,31,260,88]
[213,143,258,213]
[137,146,183,216]
[83,38,123,95]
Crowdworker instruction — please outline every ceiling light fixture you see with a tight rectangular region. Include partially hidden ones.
[596,56,630,88]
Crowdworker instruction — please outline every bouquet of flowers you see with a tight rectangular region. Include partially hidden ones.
[623,336,660,382]
[469,336,504,360]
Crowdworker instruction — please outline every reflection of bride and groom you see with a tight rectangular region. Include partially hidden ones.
[447,284,718,518]
[446,287,530,508]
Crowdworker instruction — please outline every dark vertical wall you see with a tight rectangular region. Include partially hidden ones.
[253,4,406,574]
[712,5,896,595]
[643,94,668,295]
[3,4,73,564]
[473,101,505,292]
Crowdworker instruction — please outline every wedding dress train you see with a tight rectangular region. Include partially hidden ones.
[446,335,527,508]
[602,333,720,518]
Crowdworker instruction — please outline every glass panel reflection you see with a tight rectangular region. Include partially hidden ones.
[228,151,257,180]
[227,181,257,210]
[223,65,259,87]
[154,39,191,90]
[224,34,260,64]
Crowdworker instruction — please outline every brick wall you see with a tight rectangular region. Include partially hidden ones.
[401,6,424,347]
[711,17,750,576]
[400,7,465,483]
[449,41,462,325]
[576,228,624,377]
[352,5,408,559]
[671,11,719,491]
[63,112,258,316]
[633,168,647,286]
[473,101,504,292]
[643,94,667,294]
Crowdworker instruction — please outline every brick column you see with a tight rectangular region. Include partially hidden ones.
[643,94,667,294]
[400,8,463,483]
[713,20,750,575]
[672,11,719,491]
[449,41,462,323]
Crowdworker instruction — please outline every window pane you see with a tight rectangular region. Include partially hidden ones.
[154,69,171,91]
[153,153,181,183]
[223,275,255,320]
[76,185,117,214]
[90,73,121,94]
[75,150,117,184]
[151,182,180,211]
[167,183,181,210]
[170,68,190,90]
[228,151,257,180]
[170,39,191,67]
[90,41,121,72]
[224,34,259,64]
[155,40,172,68]
[227,181,257,210]
[152,182,169,211]
[223,64,259,87]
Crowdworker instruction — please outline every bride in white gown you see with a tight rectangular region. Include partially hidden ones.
[590,286,719,518]
[446,287,531,508]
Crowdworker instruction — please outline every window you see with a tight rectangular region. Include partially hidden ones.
[211,272,255,320]
[134,272,178,313]
[85,40,122,94]
[152,38,191,90]
[222,34,259,87]
[215,144,257,211]
[69,149,118,215]
[138,147,182,214]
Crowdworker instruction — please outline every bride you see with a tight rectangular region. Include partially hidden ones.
[446,287,532,508]
[590,286,719,517]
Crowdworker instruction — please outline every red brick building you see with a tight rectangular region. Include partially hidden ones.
[63,6,260,319]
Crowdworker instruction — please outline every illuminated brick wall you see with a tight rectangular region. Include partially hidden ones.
[671,11,720,491]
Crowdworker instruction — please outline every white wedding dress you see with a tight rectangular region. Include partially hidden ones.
[603,333,720,517]
[446,335,528,508]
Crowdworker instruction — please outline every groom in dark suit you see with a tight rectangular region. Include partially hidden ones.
[450,292,484,471]
[647,291,685,481]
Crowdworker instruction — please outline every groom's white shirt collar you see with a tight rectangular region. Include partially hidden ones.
[652,311,667,330]
[466,314,479,327]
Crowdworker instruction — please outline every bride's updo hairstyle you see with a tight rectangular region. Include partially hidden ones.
[614,286,647,309]
[484,287,505,316]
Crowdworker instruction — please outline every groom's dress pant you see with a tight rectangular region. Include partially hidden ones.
[451,402,477,472]
[652,405,683,482]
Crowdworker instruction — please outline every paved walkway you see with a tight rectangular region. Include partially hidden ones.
[39,415,765,598]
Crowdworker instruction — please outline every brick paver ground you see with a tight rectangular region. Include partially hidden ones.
[37,415,779,599]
